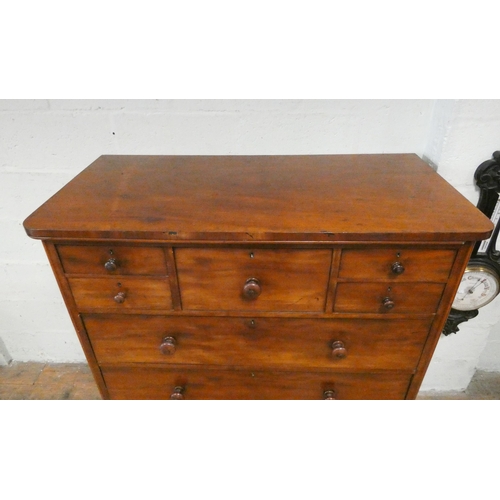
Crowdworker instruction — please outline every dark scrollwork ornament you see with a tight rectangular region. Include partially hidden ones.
[443,309,479,336]
[443,151,500,335]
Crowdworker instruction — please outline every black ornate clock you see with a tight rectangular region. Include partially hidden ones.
[443,151,500,335]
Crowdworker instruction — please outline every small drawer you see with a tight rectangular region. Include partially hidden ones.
[102,366,413,400]
[83,315,433,371]
[334,282,445,314]
[339,248,456,281]
[68,277,172,311]
[57,245,167,275]
[175,248,331,312]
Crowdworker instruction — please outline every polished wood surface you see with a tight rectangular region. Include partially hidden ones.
[82,315,433,370]
[175,248,331,312]
[333,282,445,313]
[339,248,456,281]
[23,154,494,399]
[68,277,172,311]
[102,365,412,400]
[57,244,167,275]
[23,154,493,242]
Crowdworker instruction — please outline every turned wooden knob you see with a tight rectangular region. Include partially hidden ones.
[391,261,405,275]
[323,390,336,400]
[113,291,126,303]
[170,386,184,400]
[160,336,177,355]
[382,297,395,309]
[331,340,347,359]
[104,258,117,271]
[243,278,261,299]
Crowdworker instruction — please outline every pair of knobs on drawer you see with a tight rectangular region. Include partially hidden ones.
[170,387,337,400]
[159,337,347,358]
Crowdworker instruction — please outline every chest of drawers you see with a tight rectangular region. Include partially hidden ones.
[23,154,493,399]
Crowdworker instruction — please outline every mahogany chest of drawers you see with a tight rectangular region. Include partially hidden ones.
[23,154,493,399]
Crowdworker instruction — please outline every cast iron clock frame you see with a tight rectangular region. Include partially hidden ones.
[443,151,500,335]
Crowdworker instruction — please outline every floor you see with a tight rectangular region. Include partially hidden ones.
[0,362,101,400]
[0,362,499,399]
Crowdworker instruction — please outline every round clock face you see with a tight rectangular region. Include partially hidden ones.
[452,264,500,311]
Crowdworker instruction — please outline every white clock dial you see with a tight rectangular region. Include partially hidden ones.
[452,264,500,311]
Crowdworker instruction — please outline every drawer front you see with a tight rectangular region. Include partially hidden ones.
[176,248,331,312]
[102,366,413,400]
[339,248,456,281]
[83,315,433,371]
[68,277,172,310]
[57,245,167,275]
[334,282,445,313]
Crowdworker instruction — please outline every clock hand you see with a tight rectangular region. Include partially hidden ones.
[457,278,487,302]
[468,278,487,294]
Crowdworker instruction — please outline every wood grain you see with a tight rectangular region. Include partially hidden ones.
[23,155,493,242]
[102,365,412,400]
[68,277,172,311]
[83,314,434,371]
[334,282,446,314]
[57,244,167,275]
[339,247,457,281]
[24,155,494,400]
[175,248,331,312]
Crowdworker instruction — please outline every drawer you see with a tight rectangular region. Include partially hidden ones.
[68,277,172,310]
[57,244,167,275]
[339,248,456,281]
[334,282,445,313]
[102,366,413,400]
[175,248,331,312]
[83,315,433,371]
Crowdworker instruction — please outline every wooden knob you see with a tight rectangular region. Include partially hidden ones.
[243,278,261,299]
[104,258,117,271]
[160,336,177,355]
[382,297,395,309]
[331,340,347,359]
[170,386,184,400]
[113,291,126,303]
[391,262,405,275]
[323,390,336,400]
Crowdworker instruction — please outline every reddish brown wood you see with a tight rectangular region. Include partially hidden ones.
[41,242,110,399]
[23,155,494,400]
[68,277,173,311]
[169,386,184,400]
[339,248,457,281]
[242,278,262,300]
[175,248,331,312]
[159,336,177,355]
[325,249,341,312]
[23,155,493,242]
[57,244,167,275]
[405,242,477,398]
[323,390,336,400]
[82,315,434,371]
[102,365,412,400]
[331,340,347,359]
[164,247,182,311]
[334,282,445,314]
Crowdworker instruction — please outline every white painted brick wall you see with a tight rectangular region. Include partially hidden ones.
[420,99,500,391]
[1,99,499,390]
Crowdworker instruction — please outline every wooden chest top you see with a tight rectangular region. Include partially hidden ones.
[23,154,493,243]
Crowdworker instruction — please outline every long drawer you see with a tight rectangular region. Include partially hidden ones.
[102,365,413,400]
[83,315,434,371]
